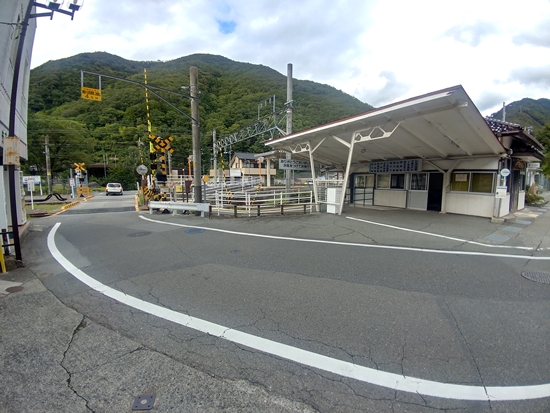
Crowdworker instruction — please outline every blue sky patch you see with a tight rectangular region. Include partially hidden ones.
[218,20,236,34]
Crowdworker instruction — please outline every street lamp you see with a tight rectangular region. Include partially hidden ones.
[5,0,83,261]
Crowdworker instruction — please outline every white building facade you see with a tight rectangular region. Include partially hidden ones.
[0,0,36,246]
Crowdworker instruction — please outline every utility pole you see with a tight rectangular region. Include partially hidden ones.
[212,129,217,184]
[45,135,52,194]
[285,63,293,191]
[190,66,202,211]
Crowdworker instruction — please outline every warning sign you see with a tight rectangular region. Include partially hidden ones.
[81,87,102,101]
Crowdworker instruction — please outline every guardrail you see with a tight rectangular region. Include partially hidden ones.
[149,201,211,217]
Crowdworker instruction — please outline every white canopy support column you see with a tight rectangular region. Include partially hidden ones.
[333,123,402,215]
[266,158,271,187]
[337,134,355,215]
[307,138,326,211]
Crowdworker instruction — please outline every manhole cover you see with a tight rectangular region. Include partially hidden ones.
[132,394,155,411]
[5,286,24,293]
[185,228,204,234]
[521,271,550,284]
[127,231,151,237]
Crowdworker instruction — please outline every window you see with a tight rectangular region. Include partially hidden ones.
[450,172,496,193]
[471,173,494,193]
[355,175,375,188]
[390,174,405,189]
[450,173,470,192]
[376,174,390,189]
[410,173,427,190]
[377,173,405,189]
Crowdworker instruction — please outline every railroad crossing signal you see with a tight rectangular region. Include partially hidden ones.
[149,136,174,176]
[74,163,86,183]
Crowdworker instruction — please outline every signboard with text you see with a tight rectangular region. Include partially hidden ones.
[279,159,311,170]
[81,87,102,101]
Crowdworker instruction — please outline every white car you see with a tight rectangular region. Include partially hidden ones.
[105,183,123,196]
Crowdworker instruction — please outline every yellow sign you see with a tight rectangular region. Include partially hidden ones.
[74,162,86,171]
[81,87,102,101]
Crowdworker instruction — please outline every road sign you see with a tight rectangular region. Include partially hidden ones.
[25,176,35,192]
[69,178,75,187]
[74,162,86,171]
[81,87,102,101]
[500,168,510,177]
[136,164,148,175]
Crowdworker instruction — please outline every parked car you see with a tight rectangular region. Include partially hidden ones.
[105,183,123,196]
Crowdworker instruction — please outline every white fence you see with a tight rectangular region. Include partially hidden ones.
[211,188,314,217]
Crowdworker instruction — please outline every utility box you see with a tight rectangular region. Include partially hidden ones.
[327,187,342,214]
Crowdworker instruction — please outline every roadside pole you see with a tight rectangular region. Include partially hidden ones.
[190,66,202,214]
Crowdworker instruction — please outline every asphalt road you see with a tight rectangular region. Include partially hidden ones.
[12,192,550,412]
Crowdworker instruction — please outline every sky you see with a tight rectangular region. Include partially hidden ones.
[31,0,550,117]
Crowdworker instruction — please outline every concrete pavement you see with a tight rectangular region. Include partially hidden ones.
[1,194,549,412]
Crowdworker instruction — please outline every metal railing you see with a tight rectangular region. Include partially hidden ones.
[212,188,314,217]
[148,177,316,217]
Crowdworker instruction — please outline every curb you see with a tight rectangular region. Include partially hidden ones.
[61,201,80,211]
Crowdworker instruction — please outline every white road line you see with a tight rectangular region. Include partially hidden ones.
[138,215,550,260]
[48,222,550,401]
[346,216,534,250]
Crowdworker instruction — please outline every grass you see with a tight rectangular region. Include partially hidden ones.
[25,203,63,217]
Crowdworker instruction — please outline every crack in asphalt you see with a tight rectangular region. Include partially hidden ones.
[61,316,94,412]
[443,299,493,411]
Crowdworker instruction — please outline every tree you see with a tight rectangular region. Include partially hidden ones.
[25,113,95,175]
[103,146,142,189]
[535,124,550,149]
[535,124,550,178]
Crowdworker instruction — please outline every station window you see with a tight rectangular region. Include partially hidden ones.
[390,174,405,189]
[410,173,427,190]
[450,173,470,191]
[471,173,494,193]
[376,173,390,189]
[377,173,405,189]
[450,172,495,193]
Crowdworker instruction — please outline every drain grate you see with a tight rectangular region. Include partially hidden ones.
[521,271,550,284]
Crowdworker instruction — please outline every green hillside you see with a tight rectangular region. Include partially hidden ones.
[489,98,550,133]
[27,52,372,184]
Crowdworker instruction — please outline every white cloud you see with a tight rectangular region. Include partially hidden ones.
[31,0,550,117]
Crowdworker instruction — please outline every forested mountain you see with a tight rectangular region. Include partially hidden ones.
[489,98,550,133]
[27,52,372,183]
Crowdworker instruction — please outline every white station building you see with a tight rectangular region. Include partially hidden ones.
[265,85,545,218]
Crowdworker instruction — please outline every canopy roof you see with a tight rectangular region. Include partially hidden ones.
[265,85,506,169]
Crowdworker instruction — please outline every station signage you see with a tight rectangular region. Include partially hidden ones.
[279,159,311,170]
